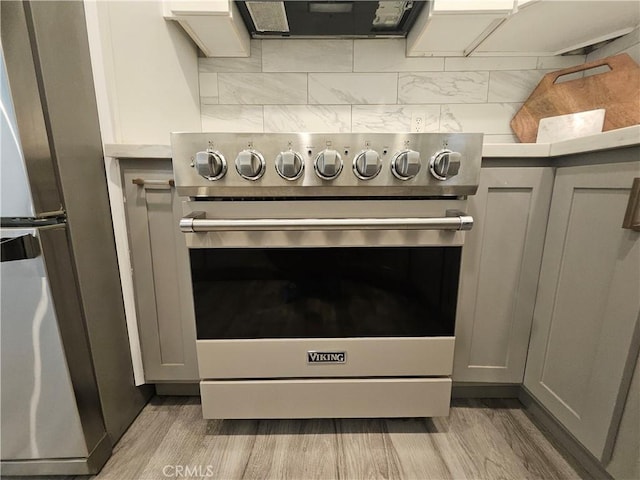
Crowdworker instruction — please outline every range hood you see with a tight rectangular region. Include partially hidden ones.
[235,1,428,38]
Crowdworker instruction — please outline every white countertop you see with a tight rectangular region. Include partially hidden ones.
[104,144,173,159]
[482,125,640,157]
[104,125,640,160]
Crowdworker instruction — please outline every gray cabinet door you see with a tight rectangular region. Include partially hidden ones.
[454,167,554,383]
[524,161,640,461]
[121,160,198,381]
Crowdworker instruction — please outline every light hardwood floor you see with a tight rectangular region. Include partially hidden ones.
[3,397,589,480]
[91,396,587,480]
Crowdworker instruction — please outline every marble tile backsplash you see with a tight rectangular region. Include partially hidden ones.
[398,72,490,104]
[264,105,351,133]
[217,73,307,104]
[309,73,398,104]
[262,40,353,73]
[198,38,590,143]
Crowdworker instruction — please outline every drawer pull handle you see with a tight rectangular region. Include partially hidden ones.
[622,177,640,231]
[132,178,175,188]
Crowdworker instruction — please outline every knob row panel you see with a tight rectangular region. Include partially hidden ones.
[194,148,461,182]
[172,133,484,197]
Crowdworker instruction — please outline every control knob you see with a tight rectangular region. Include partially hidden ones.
[195,150,227,180]
[314,149,343,180]
[275,151,304,180]
[391,149,421,180]
[235,149,266,180]
[429,149,462,180]
[353,149,381,180]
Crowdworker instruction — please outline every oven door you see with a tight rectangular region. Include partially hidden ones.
[182,199,468,380]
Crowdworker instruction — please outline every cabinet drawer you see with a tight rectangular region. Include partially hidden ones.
[201,378,452,419]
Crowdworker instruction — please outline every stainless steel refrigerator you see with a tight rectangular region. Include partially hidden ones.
[1,1,152,475]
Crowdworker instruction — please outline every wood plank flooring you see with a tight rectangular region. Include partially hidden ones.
[0,397,587,479]
[85,396,586,480]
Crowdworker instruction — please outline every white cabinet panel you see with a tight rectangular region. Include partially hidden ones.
[121,160,199,382]
[88,1,201,144]
[475,1,640,56]
[407,0,513,56]
[606,352,640,479]
[408,0,638,57]
[454,167,553,383]
[524,160,640,461]
[164,0,250,57]
[408,13,510,57]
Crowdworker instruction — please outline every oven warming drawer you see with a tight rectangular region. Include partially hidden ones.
[197,337,454,379]
[200,378,452,419]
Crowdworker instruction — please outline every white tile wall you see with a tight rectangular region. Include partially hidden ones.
[354,39,444,72]
[488,70,546,102]
[352,105,440,133]
[445,56,538,72]
[620,44,640,64]
[536,55,587,70]
[197,38,609,142]
[398,72,489,104]
[483,134,520,143]
[218,73,307,104]
[201,105,263,132]
[199,40,263,73]
[263,40,352,72]
[264,105,351,133]
[309,73,398,104]
[440,104,521,135]
[199,73,218,104]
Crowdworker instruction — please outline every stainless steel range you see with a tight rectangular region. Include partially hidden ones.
[171,132,483,419]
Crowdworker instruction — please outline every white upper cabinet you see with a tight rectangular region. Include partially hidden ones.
[407,0,514,57]
[164,0,250,57]
[474,0,640,56]
[408,0,640,57]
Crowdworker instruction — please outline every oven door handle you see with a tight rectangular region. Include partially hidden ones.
[180,210,473,232]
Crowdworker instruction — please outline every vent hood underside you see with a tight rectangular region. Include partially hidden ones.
[235,1,428,38]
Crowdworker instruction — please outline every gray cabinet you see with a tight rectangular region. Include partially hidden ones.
[524,160,640,461]
[454,167,554,383]
[121,160,198,382]
[607,351,639,480]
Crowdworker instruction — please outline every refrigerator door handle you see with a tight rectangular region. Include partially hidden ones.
[1,216,66,228]
[0,234,41,262]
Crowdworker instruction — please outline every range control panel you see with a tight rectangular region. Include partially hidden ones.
[171,132,483,198]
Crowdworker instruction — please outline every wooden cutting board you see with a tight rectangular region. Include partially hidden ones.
[511,53,640,143]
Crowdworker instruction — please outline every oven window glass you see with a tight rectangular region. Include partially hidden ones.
[190,247,461,339]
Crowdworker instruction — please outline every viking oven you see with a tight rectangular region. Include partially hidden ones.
[171,132,483,419]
